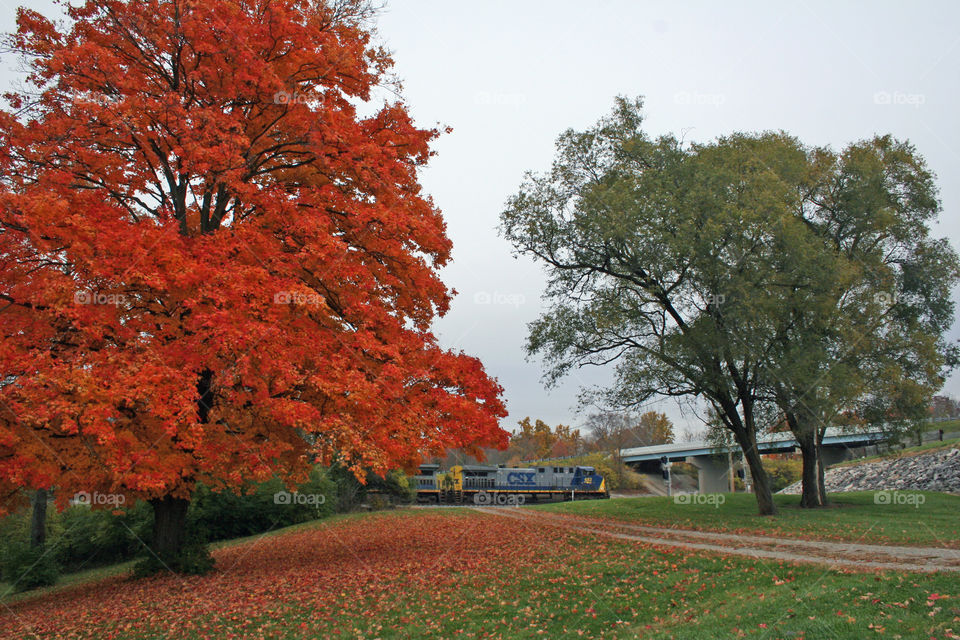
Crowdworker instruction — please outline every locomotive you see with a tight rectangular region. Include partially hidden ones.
[415,463,608,504]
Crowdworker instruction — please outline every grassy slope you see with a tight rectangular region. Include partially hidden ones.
[533,492,960,548]
[0,508,955,640]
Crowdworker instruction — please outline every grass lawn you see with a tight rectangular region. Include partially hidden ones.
[0,508,957,639]
[924,419,960,434]
[533,491,960,548]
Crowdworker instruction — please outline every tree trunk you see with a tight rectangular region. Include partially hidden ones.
[815,434,829,506]
[732,430,777,515]
[784,407,827,508]
[30,488,48,548]
[149,495,190,561]
[796,434,825,508]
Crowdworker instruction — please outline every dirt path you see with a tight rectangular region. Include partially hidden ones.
[474,507,960,573]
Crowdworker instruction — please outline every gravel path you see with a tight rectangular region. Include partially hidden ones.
[475,507,960,573]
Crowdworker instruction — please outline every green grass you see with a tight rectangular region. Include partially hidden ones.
[923,419,960,433]
[533,491,960,548]
[234,534,958,640]
[2,508,957,639]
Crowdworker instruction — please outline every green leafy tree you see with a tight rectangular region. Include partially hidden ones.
[502,98,796,514]
[749,136,958,506]
[500,97,958,514]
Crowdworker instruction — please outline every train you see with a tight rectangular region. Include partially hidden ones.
[415,463,609,504]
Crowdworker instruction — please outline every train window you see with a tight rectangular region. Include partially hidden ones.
[538,468,545,473]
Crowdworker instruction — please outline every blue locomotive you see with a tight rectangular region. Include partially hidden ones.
[415,463,608,504]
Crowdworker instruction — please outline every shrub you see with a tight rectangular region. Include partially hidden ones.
[189,467,337,542]
[1,541,59,592]
[366,469,416,505]
[763,457,803,492]
[57,502,152,572]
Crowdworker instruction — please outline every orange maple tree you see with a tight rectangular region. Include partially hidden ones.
[0,0,507,562]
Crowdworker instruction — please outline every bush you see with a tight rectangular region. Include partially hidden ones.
[366,469,416,505]
[763,457,803,492]
[189,467,337,542]
[1,541,60,592]
[57,502,152,572]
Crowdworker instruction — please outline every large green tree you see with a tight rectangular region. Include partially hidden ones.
[761,136,958,506]
[501,97,958,514]
[501,98,794,514]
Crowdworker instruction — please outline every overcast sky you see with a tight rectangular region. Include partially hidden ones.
[371,0,960,436]
[2,1,958,438]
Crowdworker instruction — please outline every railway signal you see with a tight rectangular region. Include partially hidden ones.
[660,456,673,497]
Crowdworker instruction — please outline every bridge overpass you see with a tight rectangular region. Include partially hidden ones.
[621,428,888,493]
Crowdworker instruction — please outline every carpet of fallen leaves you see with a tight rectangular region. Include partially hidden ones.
[1,509,957,639]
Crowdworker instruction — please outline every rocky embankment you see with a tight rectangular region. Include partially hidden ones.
[780,445,960,494]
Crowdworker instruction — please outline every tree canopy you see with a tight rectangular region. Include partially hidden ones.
[501,97,957,514]
[0,0,507,561]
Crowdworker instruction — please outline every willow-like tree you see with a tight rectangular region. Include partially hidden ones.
[760,135,958,506]
[0,0,507,569]
[501,97,957,515]
[501,98,790,515]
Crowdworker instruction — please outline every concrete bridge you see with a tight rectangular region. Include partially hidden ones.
[621,428,888,493]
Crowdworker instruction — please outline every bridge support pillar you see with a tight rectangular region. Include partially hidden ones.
[821,446,849,468]
[686,455,731,494]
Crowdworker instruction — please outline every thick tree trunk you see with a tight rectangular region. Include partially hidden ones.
[30,488,48,548]
[732,429,777,516]
[797,435,825,508]
[784,407,827,508]
[815,434,829,506]
[149,495,190,561]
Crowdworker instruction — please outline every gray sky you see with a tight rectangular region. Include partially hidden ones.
[2,1,958,437]
[373,0,960,436]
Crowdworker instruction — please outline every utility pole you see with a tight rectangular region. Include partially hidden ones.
[727,450,735,492]
[660,456,672,497]
[740,454,752,493]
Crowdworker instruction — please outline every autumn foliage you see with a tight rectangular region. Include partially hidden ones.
[0,0,507,521]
